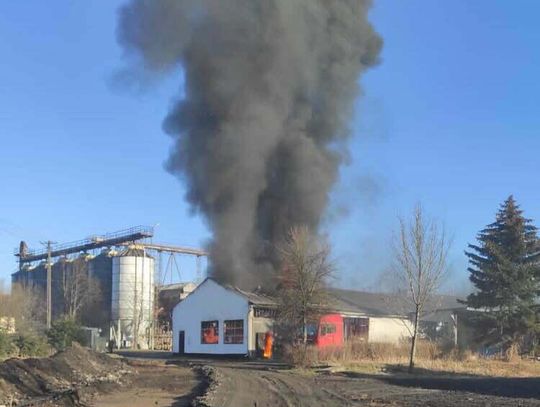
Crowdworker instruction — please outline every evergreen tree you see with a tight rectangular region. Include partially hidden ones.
[465,196,540,346]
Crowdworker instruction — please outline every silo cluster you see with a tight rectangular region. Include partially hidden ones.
[12,245,155,349]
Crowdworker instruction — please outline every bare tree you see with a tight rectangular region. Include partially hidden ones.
[61,258,100,320]
[394,204,451,372]
[126,253,153,350]
[131,292,150,350]
[276,226,335,348]
[0,281,46,334]
[130,271,145,350]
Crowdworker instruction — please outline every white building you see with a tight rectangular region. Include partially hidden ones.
[172,278,275,355]
[172,279,464,355]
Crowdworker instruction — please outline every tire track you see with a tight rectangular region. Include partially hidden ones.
[197,363,540,407]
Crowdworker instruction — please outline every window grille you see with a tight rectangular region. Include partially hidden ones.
[224,319,244,344]
[254,307,277,318]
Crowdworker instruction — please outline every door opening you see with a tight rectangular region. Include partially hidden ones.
[178,330,185,354]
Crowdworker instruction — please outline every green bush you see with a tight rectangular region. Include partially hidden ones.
[0,330,14,358]
[13,333,49,357]
[47,318,85,351]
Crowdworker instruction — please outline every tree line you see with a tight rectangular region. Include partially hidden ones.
[275,195,539,369]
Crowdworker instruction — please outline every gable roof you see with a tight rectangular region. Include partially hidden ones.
[327,288,399,316]
[195,278,466,317]
[328,288,466,317]
[222,283,276,306]
[196,278,276,306]
[159,282,197,293]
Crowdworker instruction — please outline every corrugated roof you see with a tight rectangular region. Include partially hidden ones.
[117,247,154,259]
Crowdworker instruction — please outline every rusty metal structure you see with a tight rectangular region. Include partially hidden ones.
[12,226,207,349]
[15,226,154,269]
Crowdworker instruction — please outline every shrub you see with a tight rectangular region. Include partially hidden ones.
[282,343,320,367]
[292,339,446,367]
[13,333,49,357]
[47,318,85,351]
[503,342,521,362]
[0,330,14,358]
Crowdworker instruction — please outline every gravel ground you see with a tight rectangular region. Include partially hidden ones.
[0,344,131,406]
[194,360,540,407]
[3,349,538,406]
[0,349,203,407]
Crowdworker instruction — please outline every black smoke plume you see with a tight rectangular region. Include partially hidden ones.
[118,0,382,289]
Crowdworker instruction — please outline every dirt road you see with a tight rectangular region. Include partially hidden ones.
[198,361,540,407]
[89,362,202,407]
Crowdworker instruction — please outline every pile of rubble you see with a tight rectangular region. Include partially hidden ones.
[0,344,131,406]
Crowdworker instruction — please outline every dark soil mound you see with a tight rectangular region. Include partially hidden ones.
[0,343,130,406]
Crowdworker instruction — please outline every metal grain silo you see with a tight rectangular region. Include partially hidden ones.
[87,249,115,333]
[111,246,154,349]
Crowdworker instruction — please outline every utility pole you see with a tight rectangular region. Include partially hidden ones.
[41,240,56,329]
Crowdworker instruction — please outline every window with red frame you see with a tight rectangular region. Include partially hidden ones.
[201,320,219,344]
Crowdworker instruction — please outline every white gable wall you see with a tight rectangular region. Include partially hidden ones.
[172,279,249,354]
[368,317,412,344]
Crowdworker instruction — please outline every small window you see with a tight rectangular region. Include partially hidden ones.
[344,317,369,340]
[224,320,244,344]
[254,307,277,318]
[320,323,336,336]
[201,320,219,344]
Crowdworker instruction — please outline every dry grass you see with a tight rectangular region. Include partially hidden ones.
[408,357,540,377]
[295,340,540,378]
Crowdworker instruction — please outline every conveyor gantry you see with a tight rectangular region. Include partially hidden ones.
[15,226,154,264]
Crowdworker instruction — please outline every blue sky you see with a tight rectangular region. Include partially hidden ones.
[0,1,539,292]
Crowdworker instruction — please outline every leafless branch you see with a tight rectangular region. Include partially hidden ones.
[393,203,451,371]
[275,226,335,349]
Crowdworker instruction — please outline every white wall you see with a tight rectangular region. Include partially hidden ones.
[112,256,154,322]
[172,279,249,354]
[250,316,273,353]
[369,317,412,344]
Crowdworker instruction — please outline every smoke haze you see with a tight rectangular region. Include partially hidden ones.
[117,0,382,288]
